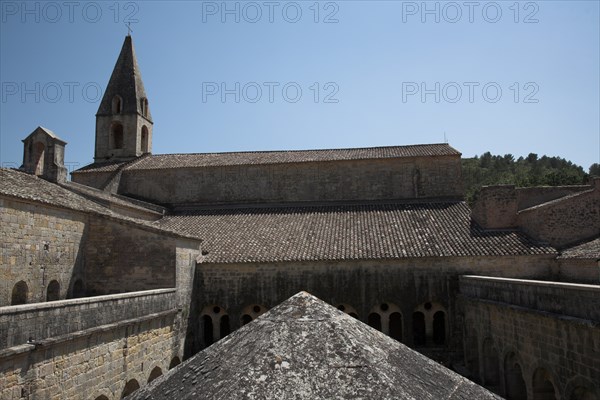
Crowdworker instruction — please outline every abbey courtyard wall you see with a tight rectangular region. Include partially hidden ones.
[460,276,600,399]
[192,255,557,357]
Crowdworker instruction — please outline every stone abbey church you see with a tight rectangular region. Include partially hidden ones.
[1,35,599,400]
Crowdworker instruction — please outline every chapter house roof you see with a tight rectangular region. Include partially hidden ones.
[154,201,556,263]
[73,143,460,173]
[558,237,600,260]
[126,292,501,400]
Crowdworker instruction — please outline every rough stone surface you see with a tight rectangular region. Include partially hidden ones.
[127,292,501,400]
[460,276,600,399]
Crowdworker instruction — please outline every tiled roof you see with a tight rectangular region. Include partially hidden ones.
[73,144,460,173]
[155,201,555,264]
[127,143,460,170]
[558,237,600,260]
[0,168,199,241]
[126,292,501,400]
[73,160,127,173]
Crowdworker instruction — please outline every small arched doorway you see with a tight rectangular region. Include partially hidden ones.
[169,356,181,370]
[121,379,140,398]
[11,281,28,305]
[504,352,527,400]
[111,122,124,149]
[148,366,163,383]
[532,367,558,400]
[368,313,382,331]
[141,125,149,153]
[46,280,60,301]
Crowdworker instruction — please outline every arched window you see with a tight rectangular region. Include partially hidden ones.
[141,125,149,153]
[169,356,181,370]
[111,122,124,149]
[11,281,28,305]
[200,305,229,347]
[240,304,267,325]
[412,312,426,346]
[368,303,402,341]
[532,367,558,400]
[72,279,85,298]
[504,352,527,400]
[432,311,446,345]
[220,315,230,337]
[148,366,163,383]
[94,396,109,400]
[202,315,214,347]
[389,312,402,341]
[413,302,448,347]
[121,379,140,398]
[46,280,60,301]
[368,313,382,331]
[336,304,359,319]
[140,97,149,117]
[32,141,46,175]
[112,95,122,114]
[482,338,500,388]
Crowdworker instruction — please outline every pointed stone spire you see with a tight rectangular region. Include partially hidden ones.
[94,36,153,162]
[97,35,152,120]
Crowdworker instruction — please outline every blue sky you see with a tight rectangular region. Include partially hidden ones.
[1,1,599,174]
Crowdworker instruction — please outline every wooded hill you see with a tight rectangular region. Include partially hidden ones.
[462,152,598,203]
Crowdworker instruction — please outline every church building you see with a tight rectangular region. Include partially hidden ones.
[0,35,598,400]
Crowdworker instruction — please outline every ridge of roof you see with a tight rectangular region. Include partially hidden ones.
[74,143,461,173]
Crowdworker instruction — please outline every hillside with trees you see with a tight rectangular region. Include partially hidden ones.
[462,152,597,203]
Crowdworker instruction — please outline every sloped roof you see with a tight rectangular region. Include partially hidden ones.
[74,143,460,173]
[21,126,66,144]
[0,168,199,241]
[558,237,600,260]
[127,292,501,400]
[154,201,555,263]
[96,35,152,119]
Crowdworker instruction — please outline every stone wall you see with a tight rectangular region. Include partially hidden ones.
[518,181,599,248]
[192,255,555,358]
[118,155,464,206]
[0,307,181,400]
[516,185,592,210]
[471,185,518,229]
[558,258,600,284]
[83,217,200,297]
[0,196,87,306]
[0,289,176,349]
[460,276,600,399]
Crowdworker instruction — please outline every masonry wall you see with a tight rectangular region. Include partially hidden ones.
[71,170,115,190]
[460,276,600,399]
[516,185,592,210]
[192,255,555,360]
[118,155,464,206]
[0,289,176,349]
[0,196,87,306]
[558,258,600,284]
[83,218,199,296]
[0,308,181,400]
[518,183,600,248]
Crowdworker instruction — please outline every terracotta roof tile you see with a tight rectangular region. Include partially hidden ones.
[155,201,555,263]
[77,144,460,173]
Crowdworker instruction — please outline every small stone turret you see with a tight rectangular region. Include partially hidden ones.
[20,126,67,183]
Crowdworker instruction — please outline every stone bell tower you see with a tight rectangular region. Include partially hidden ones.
[94,35,153,162]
